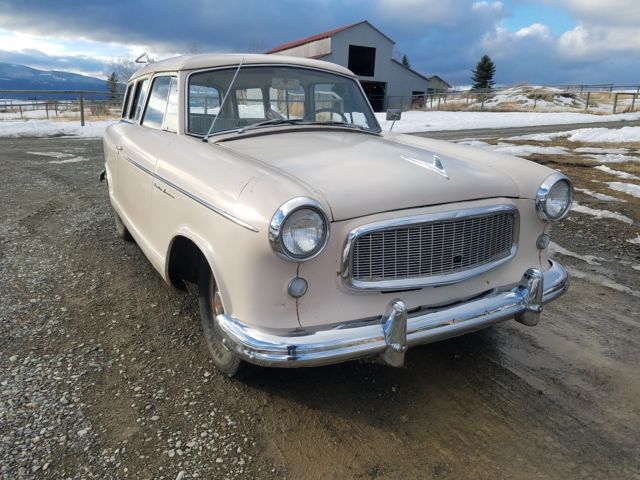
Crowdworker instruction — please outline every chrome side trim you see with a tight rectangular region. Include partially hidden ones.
[215,260,568,368]
[123,155,258,232]
[341,204,519,290]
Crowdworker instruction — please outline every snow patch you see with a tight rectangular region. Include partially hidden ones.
[566,266,640,298]
[606,182,640,198]
[0,120,113,138]
[628,235,640,245]
[27,151,74,159]
[571,202,633,224]
[511,126,640,143]
[575,187,623,202]
[549,241,605,266]
[584,153,640,163]
[595,165,640,180]
[47,156,89,164]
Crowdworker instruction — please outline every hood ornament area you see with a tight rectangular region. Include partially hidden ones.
[400,154,449,179]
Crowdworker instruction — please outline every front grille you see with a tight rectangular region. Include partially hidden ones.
[350,210,516,285]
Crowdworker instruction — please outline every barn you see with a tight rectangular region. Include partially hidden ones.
[266,21,450,111]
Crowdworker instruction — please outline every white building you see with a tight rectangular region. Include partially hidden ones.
[266,21,449,111]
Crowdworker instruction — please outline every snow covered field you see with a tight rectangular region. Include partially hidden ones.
[0,109,639,139]
[375,110,640,134]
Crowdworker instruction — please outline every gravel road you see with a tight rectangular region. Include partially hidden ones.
[1,136,639,479]
[413,119,640,141]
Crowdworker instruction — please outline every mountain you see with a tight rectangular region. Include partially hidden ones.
[0,62,107,99]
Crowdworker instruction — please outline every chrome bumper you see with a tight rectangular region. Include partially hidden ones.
[216,260,568,368]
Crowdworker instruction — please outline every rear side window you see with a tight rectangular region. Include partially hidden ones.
[141,76,178,132]
[121,84,133,118]
[142,76,172,129]
[129,79,149,121]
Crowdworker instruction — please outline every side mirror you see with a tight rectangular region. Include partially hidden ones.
[386,109,401,121]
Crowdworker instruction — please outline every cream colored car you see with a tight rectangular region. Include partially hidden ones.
[103,54,571,377]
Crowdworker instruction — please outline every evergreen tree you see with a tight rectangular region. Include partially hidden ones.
[471,54,496,90]
[106,72,119,101]
[401,54,411,68]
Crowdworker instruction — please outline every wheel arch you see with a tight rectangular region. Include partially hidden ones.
[165,230,225,297]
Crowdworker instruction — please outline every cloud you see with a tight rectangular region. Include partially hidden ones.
[562,0,640,26]
[0,0,637,86]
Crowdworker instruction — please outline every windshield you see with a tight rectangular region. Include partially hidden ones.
[188,65,379,136]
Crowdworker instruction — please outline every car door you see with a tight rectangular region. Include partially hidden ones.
[113,77,155,240]
[118,75,180,255]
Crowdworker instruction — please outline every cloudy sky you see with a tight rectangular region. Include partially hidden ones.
[0,0,638,86]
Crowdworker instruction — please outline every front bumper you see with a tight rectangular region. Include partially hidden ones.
[216,260,568,368]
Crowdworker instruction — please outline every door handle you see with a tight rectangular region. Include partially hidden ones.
[116,145,123,151]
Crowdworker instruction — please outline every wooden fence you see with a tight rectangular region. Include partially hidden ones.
[0,90,124,126]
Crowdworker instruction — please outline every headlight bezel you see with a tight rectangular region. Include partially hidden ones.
[269,197,330,262]
[536,172,573,222]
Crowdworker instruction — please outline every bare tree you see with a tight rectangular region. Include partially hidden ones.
[105,57,139,90]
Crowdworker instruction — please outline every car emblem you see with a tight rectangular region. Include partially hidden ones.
[400,154,449,179]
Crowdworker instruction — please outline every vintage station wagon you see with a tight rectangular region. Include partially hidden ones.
[103,54,571,377]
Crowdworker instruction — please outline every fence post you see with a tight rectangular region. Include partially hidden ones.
[533,96,537,111]
[45,102,49,119]
[437,95,441,110]
[79,93,85,126]
[584,92,590,112]
[481,94,486,111]
[19,105,23,119]
[632,93,637,112]
[612,93,618,114]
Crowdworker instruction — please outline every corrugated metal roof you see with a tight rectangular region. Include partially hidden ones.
[265,20,395,54]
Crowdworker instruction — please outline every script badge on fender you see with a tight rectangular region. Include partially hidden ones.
[400,154,449,179]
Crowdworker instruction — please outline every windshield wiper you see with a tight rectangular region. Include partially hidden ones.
[236,118,308,134]
[306,120,368,130]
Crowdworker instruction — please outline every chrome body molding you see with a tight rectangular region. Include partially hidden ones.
[123,155,258,232]
[268,196,330,262]
[215,260,568,368]
[535,172,573,222]
[340,204,519,290]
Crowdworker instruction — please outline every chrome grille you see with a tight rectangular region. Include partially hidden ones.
[349,210,516,286]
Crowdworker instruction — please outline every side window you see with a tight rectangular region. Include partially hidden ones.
[236,88,264,119]
[142,76,172,130]
[121,84,133,118]
[129,79,149,121]
[163,77,179,132]
[188,83,222,135]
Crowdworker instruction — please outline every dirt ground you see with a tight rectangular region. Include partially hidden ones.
[1,136,639,480]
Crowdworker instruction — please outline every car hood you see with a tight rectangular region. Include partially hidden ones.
[219,130,523,221]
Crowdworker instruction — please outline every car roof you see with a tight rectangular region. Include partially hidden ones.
[130,53,356,81]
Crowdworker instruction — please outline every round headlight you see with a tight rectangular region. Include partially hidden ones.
[270,198,329,261]
[536,173,573,221]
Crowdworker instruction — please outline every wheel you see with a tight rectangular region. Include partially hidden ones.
[198,261,254,378]
[114,209,133,241]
